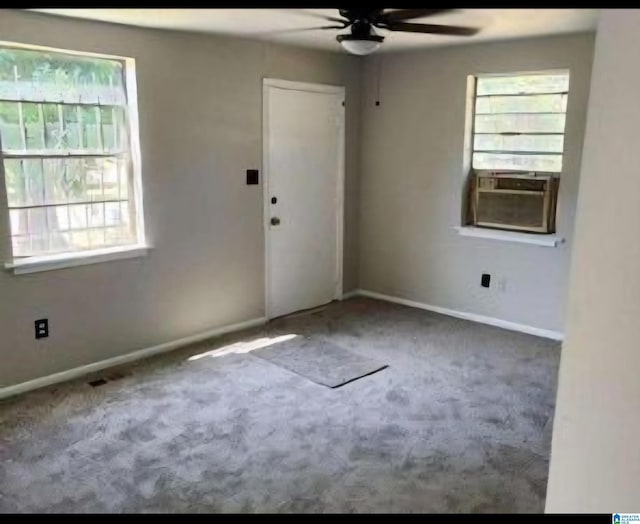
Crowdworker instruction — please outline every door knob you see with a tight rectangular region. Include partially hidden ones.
[271,217,281,226]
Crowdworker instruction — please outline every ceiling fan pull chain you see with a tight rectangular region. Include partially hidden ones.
[375,54,382,106]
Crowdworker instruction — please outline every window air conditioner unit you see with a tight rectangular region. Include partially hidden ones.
[471,171,559,234]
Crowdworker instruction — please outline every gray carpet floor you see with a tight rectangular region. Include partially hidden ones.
[0,297,560,513]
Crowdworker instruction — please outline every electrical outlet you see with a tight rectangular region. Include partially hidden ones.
[35,319,48,339]
[481,273,491,288]
[246,169,259,185]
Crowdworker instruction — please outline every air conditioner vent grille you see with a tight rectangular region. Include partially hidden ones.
[471,173,558,234]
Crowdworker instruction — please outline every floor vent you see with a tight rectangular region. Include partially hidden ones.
[87,371,129,388]
[87,369,130,388]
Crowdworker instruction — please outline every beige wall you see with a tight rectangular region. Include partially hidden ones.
[359,33,595,334]
[0,10,362,387]
[546,10,640,511]
[0,12,598,391]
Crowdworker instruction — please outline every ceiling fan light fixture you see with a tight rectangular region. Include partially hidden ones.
[336,33,384,55]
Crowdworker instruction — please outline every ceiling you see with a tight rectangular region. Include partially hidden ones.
[32,9,599,54]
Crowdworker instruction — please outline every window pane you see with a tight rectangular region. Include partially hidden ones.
[100,106,114,150]
[87,228,105,248]
[476,73,569,96]
[23,158,44,205]
[49,231,71,253]
[12,235,30,257]
[62,105,81,149]
[473,71,569,173]
[103,157,122,199]
[475,93,568,114]
[472,152,562,172]
[88,202,105,227]
[0,47,125,105]
[474,113,566,134]
[3,103,126,153]
[23,103,45,150]
[43,158,68,205]
[28,207,47,235]
[104,225,131,246]
[63,158,87,203]
[474,134,565,153]
[70,230,89,250]
[0,101,23,150]
[85,159,104,201]
[84,106,101,150]
[47,206,70,232]
[45,156,127,205]
[101,106,127,151]
[121,202,130,226]
[118,157,129,200]
[43,103,62,150]
[9,209,27,236]
[114,106,125,151]
[68,203,88,229]
[29,233,50,256]
[4,159,26,206]
[105,201,122,226]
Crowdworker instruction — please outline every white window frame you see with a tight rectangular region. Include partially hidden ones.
[0,40,149,274]
[469,68,570,173]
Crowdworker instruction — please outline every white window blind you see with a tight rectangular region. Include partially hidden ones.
[472,71,570,173]
[0,45,142,259]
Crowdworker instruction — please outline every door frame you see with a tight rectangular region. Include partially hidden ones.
[262,78,346,320]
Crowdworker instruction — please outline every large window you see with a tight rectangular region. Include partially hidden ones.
[0,43,143,262]
[463,71,570,236]
[471,71,570,172]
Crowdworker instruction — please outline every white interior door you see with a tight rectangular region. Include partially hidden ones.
[264,79,345,319]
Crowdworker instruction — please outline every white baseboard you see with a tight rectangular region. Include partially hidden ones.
[0,317,267,401]
[0,289,561,400]
[352,289,564,341]
[340,289,360,300]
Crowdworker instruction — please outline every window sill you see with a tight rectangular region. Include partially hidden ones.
[4,244,152,275]
[454,226,564,247]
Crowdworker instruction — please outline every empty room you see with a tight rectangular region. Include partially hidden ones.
[1,7,638,514]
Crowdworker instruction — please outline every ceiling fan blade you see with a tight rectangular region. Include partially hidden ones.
[254,24,348,35]
[386,22,479,36]
[277,25,347,33]
[281,8,350,25]
[381,9,456,22]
